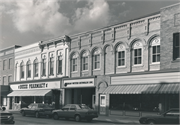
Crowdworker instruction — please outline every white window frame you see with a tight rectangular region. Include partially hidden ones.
[42,58,46,77]
[57,56,63,74]
[27,61,31,78]
[93,49,101,70]
[132,41,143,66]
[34,59,39,77]
[20,62,24,79]
[151,37,160,64]
[116,44,126,67]
[81,52,88,71]
[9,58,13,69]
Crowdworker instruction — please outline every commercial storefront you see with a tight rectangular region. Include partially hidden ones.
[0,85,11,109]
[62,77,96,109]
[98,70,180,116]
[8,79,63,110]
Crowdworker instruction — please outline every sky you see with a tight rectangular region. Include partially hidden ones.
[0,0,179,49]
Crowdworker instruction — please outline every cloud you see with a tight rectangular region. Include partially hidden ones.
[122,2,126,6]
[1,0,111,36]
[73,0,111,32]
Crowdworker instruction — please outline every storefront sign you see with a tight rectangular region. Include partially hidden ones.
[10,81,60,90]
[64,78,94,88]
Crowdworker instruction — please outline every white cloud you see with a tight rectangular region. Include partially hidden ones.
[122,2,126,6]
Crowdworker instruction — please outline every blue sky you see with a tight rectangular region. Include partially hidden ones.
[0,0,179,49]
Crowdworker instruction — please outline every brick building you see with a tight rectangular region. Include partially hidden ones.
[62,3,180,117]
[0,45,21,109]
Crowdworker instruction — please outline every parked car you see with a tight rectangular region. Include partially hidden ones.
[52,104,98,122]
[0,107,15,124]
[139,108,179,124]
[20,103,54,118]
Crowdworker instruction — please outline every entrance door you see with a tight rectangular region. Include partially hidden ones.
[99,94,106,115]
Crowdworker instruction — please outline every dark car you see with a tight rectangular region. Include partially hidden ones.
[0,107,15,124]
[52,104,98,122]
[20,103,54,118]
[139,108,179,124]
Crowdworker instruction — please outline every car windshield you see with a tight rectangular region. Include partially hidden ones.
[78,104,91,109]
[38,104,52,108]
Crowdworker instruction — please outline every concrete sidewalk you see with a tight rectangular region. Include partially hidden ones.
[8,110,140,124]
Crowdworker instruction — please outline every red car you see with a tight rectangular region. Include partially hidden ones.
[52,104,98,122]
[20,103,54,118]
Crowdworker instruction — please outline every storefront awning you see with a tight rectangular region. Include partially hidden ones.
[158,83,180,94]
[102,84,161,94]
[7,90,52,96]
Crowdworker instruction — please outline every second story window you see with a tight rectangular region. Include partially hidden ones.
[116,44,126,67]
[3,76,6,85]
[71,54,78,72]
[42,58,46,76]
[8,75,12,83]
[20,62,24,79]
[34,59,38,77]
[9,58,13,69]
[151,37,160,63]
[49,55,54,75]
[133,41,143,65]
[82,52,88,71]
[93,49,100,70]
[57,56,62,74]
[173,33,180,60]
[27,61,31,78]
[3,60,7,70]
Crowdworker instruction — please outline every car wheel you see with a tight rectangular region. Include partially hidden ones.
[87,118,93,122]
[148,120,155,125]
[22,111,26,116]
[35,112,40,118]
[75,115,81,122]
[53,113,59,120]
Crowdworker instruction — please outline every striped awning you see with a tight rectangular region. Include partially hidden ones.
[102,84,161,94]
[7,90,51,96]
[158,83,180,94]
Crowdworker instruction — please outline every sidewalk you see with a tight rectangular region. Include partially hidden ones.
[8,110,140,124]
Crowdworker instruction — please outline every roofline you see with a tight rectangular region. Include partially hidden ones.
[0,45,21,52]
[161,2,180,10]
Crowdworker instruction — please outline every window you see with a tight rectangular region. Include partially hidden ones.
[20,62,24,78]
[116,45,125,66]
[151,38,160,63]
[173,33,180,60]
[3,76,6,85]
[42,58,46,76]
[9,58,13,69]
[93,49,100,69]
[3,60,7,70]
[57,56,62,74]
[2,97,7,106]
[49,56,54,75]
[27,61,31,78]
[71,54,77,72]
[34,59,38,77]
[8,75,12,83]
[133,41,142,65]
[15,97,19,103]
[70,105,76,110]
[82,52,88,71]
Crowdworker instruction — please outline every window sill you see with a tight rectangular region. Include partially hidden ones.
[71,71,78,73]
[171,58,180,63]
[93,69,101,71]
[132,64,143,67]
[150,62,160,65]
[81,70,89,72]
[117,66,126,68]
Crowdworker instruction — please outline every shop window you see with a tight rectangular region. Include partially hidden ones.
[49,55,54,76]
[15,97,20,103]
[71,54,78,72]
[93,49,100,70]
[1,97,7,106]
[20,62,24,79]
[173,33,180,60]
[100,95,106,106]
[3,60,7,70]
[34,59,39,77]
[42,58,46,76]
[57,56,62,74]
[132,41,143,65]
[9,58,13,69]
[81,51,88,71]
[150,37,160,63]
[116,44,126,67]
[27,60,31,78]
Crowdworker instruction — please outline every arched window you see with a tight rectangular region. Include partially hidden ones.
[81,51,88,71]
[57,53,63,74]
[150,37,160,63]
[132,41,143,65]
[34,59,38,77]
[49,54,54,75]
[27,60,31,78]
[20,62,24,79]
[42,55,46,76]
[116,44,126,67]
[71,53,78,72]
[93,48,100,69]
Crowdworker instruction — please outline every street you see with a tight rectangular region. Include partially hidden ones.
[12,112,140,125]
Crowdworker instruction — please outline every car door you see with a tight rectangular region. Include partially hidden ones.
[58,104,70,118]
[30,104,37,115]
[68,105,76,118]
[161,110,179,124]
[25,104,33,115]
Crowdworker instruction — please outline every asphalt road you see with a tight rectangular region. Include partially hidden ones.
[13,113,128,125]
